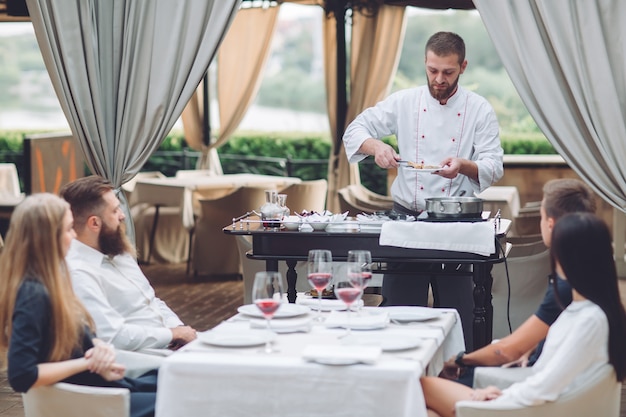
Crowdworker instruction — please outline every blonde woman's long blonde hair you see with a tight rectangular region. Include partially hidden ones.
[0,193,94,365]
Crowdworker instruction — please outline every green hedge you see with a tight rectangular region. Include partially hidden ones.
[0,129,557,195]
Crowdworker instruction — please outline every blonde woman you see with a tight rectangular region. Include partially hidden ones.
[0,193,157,417]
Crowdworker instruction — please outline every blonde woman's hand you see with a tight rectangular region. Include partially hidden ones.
[98,362,126,381]
[471,386,502,401]
[85,338,116,374]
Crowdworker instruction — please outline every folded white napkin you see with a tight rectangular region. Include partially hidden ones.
[324,310,389,330]
[250,317,312,333]
[296,294,364,311]
[379,221,495,256]
[302,344,382,365]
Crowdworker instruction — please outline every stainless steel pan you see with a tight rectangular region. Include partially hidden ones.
[424,196,483,219]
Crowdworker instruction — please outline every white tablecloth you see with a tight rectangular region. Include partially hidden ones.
[155,307,464,417]
[135,173,302,230]
[131,174,301,263]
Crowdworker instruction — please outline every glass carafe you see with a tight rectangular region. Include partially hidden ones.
[277,193,290,217]
[260,190,283,230]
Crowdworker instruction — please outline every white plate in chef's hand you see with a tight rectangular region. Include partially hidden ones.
[198,329,275,347]
[237,303,310,319]
[382,306,441,322]
[402,166,441,173]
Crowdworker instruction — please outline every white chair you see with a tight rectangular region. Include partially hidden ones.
[131,180,189,264]
[192,187,267,277]
[279,179,328,214]
[345,184,393,210]
[456,364,621,417]
[22,383,130,417]
[337,186,379,216]
[21,349,163,417]
[490,238,551,339]
[0,163,22,199]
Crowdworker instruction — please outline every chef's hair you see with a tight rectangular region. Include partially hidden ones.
[425,31,465,64]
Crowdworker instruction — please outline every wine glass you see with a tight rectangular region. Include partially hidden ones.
[307,249,333,322]
[347,250,372,314]
[333,271,363,337]
[252,271,284,353]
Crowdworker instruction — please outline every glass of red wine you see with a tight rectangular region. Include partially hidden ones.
[252,271,284,353]
[347,250,372,314]
[333,271,364,337]
[307,249,333,322]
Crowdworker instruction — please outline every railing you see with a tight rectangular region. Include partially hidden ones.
[0,148,389,195]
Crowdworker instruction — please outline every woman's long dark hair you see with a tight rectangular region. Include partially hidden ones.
[551,213,626,380]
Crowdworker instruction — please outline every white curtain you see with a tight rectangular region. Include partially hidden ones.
[182,6,279,173]
[25,0,240,238]
[474,0,626,212]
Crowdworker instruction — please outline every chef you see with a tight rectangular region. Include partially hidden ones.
[343,31,503,345]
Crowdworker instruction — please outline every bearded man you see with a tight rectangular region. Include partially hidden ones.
[61,175,197,351]
[343,32,503,346]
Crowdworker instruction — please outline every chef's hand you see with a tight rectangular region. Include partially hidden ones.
[436,157,479,182]
[359,139,400,169]
[435,157,462,179]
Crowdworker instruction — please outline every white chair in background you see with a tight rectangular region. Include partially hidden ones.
[131,181,189,264]
[0,163,22,199]
[279,179,328,214]
[191,186,267,277]
[490,238,550,339]
[457,364,620,417]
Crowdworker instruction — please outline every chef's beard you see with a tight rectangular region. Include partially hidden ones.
[99,221,134,257]
[428,74,460,102]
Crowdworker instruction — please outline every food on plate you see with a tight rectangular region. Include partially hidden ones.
[309,287,336,299]
[406,161,440,170]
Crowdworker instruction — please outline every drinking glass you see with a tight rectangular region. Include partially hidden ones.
[333,272,363,337]
[307,249,333,322]
[347,250,372,314]
[252,271,284,353]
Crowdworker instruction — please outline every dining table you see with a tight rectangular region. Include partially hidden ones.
[224,215,511,350]
[155,304,465,417]
[131,173,302,263]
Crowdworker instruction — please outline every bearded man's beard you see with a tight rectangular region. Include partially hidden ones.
[428,75,460,102]
[99,221,135,257]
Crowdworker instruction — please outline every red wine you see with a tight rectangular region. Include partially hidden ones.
[255,298,281,319]
[335,287,361,305]
[308,272,332,292]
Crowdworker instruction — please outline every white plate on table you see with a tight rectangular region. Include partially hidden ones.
[382,306,441,322]
[237,303,310,319]
[198,329,275,347]
[302,344,381,365]
[341,331,421,351]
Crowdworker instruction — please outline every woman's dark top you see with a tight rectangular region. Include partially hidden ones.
[8,277,156,394]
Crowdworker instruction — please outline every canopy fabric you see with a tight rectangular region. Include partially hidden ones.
[182,6,279,173]
[324,4,406,211]
[25,0,240,240]
[474,0,626,213]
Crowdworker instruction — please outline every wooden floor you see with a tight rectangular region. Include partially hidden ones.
[1,262,625,416]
